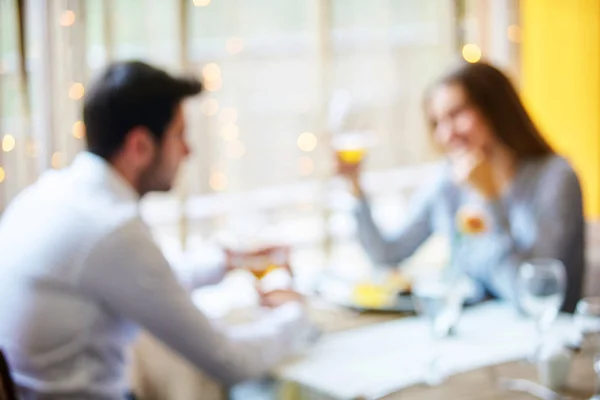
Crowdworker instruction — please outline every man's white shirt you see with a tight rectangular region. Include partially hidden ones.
[0,152,309,399]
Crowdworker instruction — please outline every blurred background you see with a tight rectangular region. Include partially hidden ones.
[0,0,598,283]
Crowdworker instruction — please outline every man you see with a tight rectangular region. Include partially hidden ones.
[0,61,311,399]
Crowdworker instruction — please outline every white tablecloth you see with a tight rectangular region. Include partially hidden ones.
[274,301,575,399]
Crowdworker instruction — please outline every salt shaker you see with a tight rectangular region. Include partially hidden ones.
[537,342,573,391]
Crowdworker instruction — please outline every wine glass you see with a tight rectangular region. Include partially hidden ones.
[517,259,566,361]
[592,353,600,400]
[573,297,600,399]
[331,131,374,166]
[228,246,288,286]
[217,213,289,281]
[412,275,468,385]
[574,297,600,353]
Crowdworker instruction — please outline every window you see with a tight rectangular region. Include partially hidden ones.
[0,0,521,277]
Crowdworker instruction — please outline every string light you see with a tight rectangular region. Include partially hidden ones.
[462,44,482,63]
[59,10,76,27]
[200,99,219,116]
[2,135,16,152]
[0,167,5,183]
[72,121,85,139]
[226,38,244,55]
[462,43,481,64]
[219,107,238,124]
[226,140,246,159]
[507,25,522,43]
[202,63,222,92]
[193,0,211,7]
[69,82,85,100]
[202,63,221,81]
[297,132,317,152]
[220,123,239,141]
[204,79,222,92]
[51,152,64,169]
[209,171,227,191]
[298,156,314,176]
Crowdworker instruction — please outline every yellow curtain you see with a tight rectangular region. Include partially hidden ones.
[521,0,600,218]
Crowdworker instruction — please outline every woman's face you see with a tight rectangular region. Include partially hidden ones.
[428,82,497,157]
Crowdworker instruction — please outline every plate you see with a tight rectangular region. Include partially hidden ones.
[313,270,480,314]
[345,292,416,313]
[313,272,416,313]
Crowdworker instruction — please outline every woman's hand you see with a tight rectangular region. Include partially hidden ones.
[451,151,501,200]
[336,153,364,197]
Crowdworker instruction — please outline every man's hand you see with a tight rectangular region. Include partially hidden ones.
[258,289,305,308]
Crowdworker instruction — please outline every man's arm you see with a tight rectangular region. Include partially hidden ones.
[77,219,310,386]
[168,245,228,291]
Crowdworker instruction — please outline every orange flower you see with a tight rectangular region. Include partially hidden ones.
[456,207,488,235]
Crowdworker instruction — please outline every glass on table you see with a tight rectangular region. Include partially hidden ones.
[593,353,600,400]
[574,297,600,354]
[573,297,600,399]
[412,274,468,385]
[517,259,566,361]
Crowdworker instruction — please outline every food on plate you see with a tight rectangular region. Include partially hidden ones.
[352,283,394,308]
[351,272,412,309]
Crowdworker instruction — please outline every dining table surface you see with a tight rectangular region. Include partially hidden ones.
[129,294,598,400]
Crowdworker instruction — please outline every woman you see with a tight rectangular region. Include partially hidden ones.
[338,61,584,312]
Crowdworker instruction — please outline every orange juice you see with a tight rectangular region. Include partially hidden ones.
[248,264,279,280]
[337,148,365,164]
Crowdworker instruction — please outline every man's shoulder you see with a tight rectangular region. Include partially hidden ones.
[1,170,143,251]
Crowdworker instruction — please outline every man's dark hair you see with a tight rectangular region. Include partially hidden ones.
[83,61,202,160]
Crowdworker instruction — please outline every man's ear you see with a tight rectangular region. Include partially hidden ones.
[121,127,157,168]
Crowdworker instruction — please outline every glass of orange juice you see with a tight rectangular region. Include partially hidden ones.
[332,131,374,166]
[229,246,288,285]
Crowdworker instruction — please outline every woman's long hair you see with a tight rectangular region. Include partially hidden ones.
[426,61,553,158]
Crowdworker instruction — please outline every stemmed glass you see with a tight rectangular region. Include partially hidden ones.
[412,275,468,385]
[331,132,373,166]
[228,246,288,285]
[216,219,290,290]
[574,297,600,399]
[593,354,600,400]
[517,259,566,361]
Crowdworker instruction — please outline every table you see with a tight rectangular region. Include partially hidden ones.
[391,358,595,399]
[127,300,391,400]
[129,300,597,400]
[278,359,596,400]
